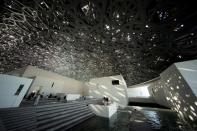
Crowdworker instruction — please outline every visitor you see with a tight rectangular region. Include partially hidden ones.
[106,97,111,105]
[64,95,67,103]
[28,91,36,100]
[102,97,106,105]
[48,93,52,98]
[57,97,61,101]
[34,91,41,106]
[103,96,111,106]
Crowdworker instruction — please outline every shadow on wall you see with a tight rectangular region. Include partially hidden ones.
[87,75,128,107]
[150,64,197,127]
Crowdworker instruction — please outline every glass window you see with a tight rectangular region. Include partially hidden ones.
[15,84,24,95]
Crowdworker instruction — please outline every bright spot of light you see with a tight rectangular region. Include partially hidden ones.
[145,25,149,28]
[190,106,195,111]
[189,115,194,121]
[116,14,120,18]
[105,24,110,30]
[195,101,197,106]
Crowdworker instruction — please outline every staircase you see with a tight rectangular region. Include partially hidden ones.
[0,101,95,131]
[36,102,94,131]
[0,107,37,131]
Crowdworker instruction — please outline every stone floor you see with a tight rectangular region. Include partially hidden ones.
[68,106,195,131]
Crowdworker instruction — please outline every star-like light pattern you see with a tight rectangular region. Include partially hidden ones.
[0,0,197,85]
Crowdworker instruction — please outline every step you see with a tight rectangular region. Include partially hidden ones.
[36,102,83,109]
[3,117,37,130]
[0,109,36,119]
[50,112,94,131]
[37,110,93,131]
[6,122,37,131]
[36,103,86,113]
[37,106,88,121]
[0,108,34,116]
[3,115,36,124]
[0,112,35,119]
[0,107,33,111]
[36,105,88,117]
[36,103,68,109]
[37,108,90,125]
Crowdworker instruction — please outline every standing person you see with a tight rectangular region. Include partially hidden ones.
[83,96,86,100]
[107,97,111,105]
[106,97,109,105]
[64,95,67,103]
[27,91,35,100]
[103,97,107,106]
[34,86,43,106]
[34,91,41,106]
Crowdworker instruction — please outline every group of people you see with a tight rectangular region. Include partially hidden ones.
[102,96,111,106]
[27,91,64,105]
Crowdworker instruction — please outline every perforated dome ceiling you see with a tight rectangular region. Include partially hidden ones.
[0,0,197,85]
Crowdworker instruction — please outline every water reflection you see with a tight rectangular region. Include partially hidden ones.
[68,107,196,131]
[143,110,161,129]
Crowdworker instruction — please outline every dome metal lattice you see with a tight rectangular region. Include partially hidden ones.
[0,0,197,85]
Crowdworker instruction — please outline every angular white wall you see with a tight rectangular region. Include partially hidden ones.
[0,74,32,108]
[128,85,151,98]
[26,76,64,96]
[8,66,84,96]
[62,78,84,94]
[150,79,170,107]
[87,75,128,106]
[27,76,84,97]
[127,81,156,103]
[150,60,197,124]
[175,60,197,96]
